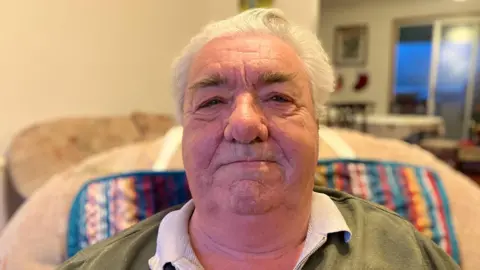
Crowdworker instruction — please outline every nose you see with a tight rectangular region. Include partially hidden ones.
[224,93,268,143]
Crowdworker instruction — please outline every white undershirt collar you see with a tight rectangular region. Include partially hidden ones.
[148,192,352,270]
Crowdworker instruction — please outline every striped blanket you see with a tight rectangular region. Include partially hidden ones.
[316,159,460,264]
[66,159,460,265]
[66,171,190,258]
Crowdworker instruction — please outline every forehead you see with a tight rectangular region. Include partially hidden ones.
[188,33,306,81]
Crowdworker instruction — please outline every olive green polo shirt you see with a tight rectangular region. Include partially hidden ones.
[59,187,459,270]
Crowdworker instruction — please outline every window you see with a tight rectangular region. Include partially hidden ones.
[394,25,433,102]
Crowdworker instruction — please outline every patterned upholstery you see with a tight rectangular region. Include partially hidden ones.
[66,159,460,265]
[317,159,460,265]
[66,171,190,258]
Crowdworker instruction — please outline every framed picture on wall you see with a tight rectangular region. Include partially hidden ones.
[333,25,368,67]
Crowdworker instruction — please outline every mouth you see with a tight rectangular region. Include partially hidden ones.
[223,160,276,166]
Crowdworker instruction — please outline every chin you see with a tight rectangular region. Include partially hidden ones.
[227,182,280,216]
[228,196,274,216]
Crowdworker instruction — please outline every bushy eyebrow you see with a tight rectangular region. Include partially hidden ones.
[188,73,228,90]
[257,71,297,85]
[188,71,297,91]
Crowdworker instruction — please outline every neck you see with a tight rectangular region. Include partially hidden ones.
[189,196,311,260]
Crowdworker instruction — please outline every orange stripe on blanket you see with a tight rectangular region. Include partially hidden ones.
[404,167,432,238]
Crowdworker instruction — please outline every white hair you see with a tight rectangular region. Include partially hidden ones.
[171,8,334,124]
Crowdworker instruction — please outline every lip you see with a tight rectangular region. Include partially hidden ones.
[222,160,276,166]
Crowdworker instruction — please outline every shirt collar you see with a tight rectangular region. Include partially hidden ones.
[310,192,352,243]
[148,200,197,270]
[149,191,352,269]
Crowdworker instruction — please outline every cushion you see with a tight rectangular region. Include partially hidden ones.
[316,159,461,265]
[67,171,190,258]
[130,112,176,141]
[66,159,460,265]
[5,113,174,198]
[319,128,480,270]
[6,117,142,198]
[0,138,166,270]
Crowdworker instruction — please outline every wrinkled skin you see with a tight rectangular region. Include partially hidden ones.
[182,33,320,269]
[182,33,319,216]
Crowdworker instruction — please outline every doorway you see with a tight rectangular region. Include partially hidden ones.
[393,17,480,140]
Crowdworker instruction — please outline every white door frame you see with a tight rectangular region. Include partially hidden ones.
[427,17,480,139]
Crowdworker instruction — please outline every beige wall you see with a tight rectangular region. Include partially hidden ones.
[320,0,480,114]
[0,0,207,154]
[204,0,320,31]
[0,0,321,155]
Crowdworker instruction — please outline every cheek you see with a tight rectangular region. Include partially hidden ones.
[269,115,318,169]
[182,120,224,171]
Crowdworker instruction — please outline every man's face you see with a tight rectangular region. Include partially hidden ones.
[182,33,319,215]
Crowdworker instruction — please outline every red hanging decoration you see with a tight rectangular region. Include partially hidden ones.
[335,74,344,92]
[354,72,369,92]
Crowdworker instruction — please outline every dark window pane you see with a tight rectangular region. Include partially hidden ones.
[399,25,433,43]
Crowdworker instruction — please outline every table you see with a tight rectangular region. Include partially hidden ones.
[420,141,480,186]
[325,101,375,132]
[420,138,459,168]
[363,114,445,142]
[458,146,480,180]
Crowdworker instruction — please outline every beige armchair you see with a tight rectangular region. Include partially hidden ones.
[0,157,6,233]
[2,112,175,221]
[0,126,478,269]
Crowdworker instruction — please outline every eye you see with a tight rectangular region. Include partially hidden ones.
[269,95,291,103]
[198,98,225,109]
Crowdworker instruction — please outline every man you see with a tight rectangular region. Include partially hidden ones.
[59,8,459,270]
